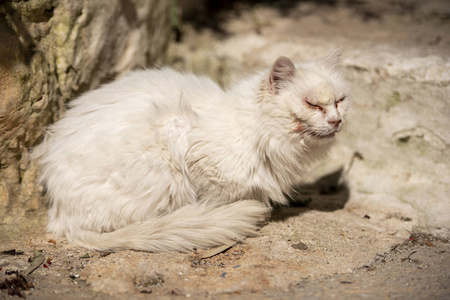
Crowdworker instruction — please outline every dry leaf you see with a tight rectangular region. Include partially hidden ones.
[201,244,233,259]
[23,250,45,276]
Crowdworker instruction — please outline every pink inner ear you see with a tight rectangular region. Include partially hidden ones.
[269,56,296,94]
[269,76,275,93]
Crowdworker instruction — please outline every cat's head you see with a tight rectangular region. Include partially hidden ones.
[262,48,349,144]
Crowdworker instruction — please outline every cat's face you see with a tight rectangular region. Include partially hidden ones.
[265,49,349,143]
[289,71,349,140]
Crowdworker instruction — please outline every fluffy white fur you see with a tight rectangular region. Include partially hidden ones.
[34,48,349,252]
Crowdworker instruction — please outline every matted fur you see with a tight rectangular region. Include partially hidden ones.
[34,49,349,252]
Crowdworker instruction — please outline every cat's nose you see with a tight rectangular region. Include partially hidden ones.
[328,118,342,127]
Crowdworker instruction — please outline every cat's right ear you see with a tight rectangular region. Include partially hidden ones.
[268,56,296,94]
[321,47,343,72]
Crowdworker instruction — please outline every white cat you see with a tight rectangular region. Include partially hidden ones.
[34,48,348,252]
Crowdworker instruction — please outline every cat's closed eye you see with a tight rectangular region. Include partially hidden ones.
[304,99,324,111]
[335,96,346,108]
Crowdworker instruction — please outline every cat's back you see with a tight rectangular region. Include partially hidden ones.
[68,68,222,112]
[52,68,223,135]
[38,68,223,165]
[116,68,222,100]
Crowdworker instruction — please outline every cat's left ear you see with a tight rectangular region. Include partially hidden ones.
[321,47,343,71]
[268,56,296,94]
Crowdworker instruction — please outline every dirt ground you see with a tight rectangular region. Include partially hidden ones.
[1,1,449,299]
[1,218,449,299]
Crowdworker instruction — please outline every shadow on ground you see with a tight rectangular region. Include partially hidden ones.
[271,167,350,222]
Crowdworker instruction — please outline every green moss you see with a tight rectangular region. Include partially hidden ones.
[170,0,179,29]
[386,91,401,111]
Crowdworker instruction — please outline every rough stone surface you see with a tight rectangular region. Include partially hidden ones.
[1,1,449,299]
[0,0,171,223]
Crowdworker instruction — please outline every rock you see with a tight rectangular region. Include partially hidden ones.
[0,0,172,223]
[291,242,308,250]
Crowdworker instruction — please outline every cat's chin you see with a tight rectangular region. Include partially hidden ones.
[303,130,337,140]
[293,129,337,144]
[315,132,336,139]
[303,132,338,146]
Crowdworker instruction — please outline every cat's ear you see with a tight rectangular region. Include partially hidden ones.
[268,56,296,94]
[321,47,343,71]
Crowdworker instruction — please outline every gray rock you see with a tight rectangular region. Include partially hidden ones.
[0,0,172,223]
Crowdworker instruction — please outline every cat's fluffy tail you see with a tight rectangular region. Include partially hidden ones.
[66,200,270,252]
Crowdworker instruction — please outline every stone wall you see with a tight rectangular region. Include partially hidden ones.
[0,0,172,223]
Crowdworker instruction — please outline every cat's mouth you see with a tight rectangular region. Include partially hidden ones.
[292,119,337,139]
[309,131,336,139]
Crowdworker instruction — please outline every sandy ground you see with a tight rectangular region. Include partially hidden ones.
[1,1,449,299]
[1,217,449,299]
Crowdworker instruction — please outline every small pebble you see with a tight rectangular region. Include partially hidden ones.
[291,242,308,250]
